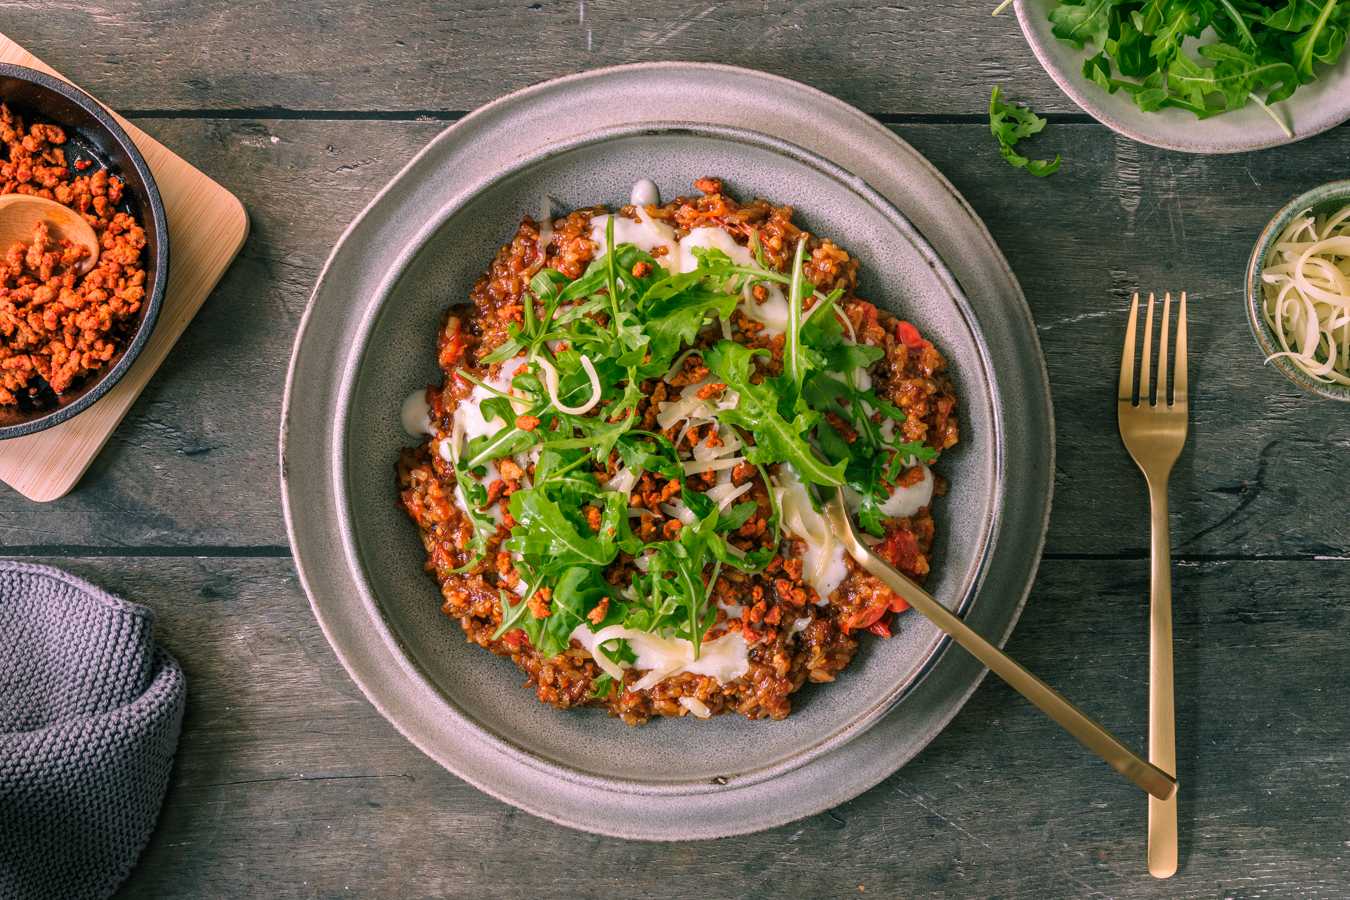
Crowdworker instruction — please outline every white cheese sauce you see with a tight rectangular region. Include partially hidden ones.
[589,180,792,336]
[773,464,850,604]
[442,356,530,523]
[878,465,935,519]
[570,623,750,691]
[630,178,659,208]
[401,388,433,438]
[453,355,527,447]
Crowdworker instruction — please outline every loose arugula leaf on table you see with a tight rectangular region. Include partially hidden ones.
[989,86,1062,177]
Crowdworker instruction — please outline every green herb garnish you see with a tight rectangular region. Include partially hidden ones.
[462,219,944,668]
[1046,0,1348,133]
[990,86,1062,177]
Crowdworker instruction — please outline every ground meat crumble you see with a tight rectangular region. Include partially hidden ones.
[0,103,147,405]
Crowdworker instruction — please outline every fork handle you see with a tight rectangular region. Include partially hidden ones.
[1148,476,1178,878]
[852,554,1178,801]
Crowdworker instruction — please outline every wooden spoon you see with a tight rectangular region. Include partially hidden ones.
[0,193,99,275]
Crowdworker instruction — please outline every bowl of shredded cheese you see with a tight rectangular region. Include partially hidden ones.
[1247,181,1350,401]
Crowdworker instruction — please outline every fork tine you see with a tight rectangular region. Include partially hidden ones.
[1119,292,1139,403]
[1174,292,1188,404]
[1142,293,1156,406]
[1158,293,1172,407]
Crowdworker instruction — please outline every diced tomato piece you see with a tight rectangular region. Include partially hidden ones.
[856,301,880,332]
[866,610,894,638]
[843,602,888,634]
[896,320,924,351]
[427,385,448,420]
[876,527,921,580]
[501,628,529,650]
[400,490,426,528]
[438,317,467,371]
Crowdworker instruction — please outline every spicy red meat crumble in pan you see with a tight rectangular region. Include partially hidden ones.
[0,103,148,405]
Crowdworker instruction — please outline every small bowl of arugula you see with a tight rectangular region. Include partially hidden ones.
[1012,0,1350,152]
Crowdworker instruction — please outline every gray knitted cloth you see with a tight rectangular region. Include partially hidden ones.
[0,563,185,900]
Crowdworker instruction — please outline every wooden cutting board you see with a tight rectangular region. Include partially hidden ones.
[0,32,248,501]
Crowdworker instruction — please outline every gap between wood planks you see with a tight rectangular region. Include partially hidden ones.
[0,547,1335,560]
[117,109,1110,125]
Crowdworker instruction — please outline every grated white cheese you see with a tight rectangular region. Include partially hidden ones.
[679,696,712,718]
[773,465,850,604]
[706,480,754,511]
[570,624,750,690]
[681,456,745,476]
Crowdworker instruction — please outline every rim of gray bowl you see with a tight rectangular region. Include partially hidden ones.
[1245,180,1350,402]
[332,121,1000,793]
[0,63,169,439]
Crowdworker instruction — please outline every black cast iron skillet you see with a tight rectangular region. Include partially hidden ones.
[0,63,168,439]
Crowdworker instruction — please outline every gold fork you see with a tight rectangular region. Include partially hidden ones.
[1118,291,1188,879]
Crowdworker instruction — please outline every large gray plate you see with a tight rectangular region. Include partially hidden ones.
[1017,0,1350,153]
[281,63,1054,840]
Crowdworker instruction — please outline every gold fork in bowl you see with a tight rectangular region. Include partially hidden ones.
[1117,291,1188,879]
[812,480,1178,802]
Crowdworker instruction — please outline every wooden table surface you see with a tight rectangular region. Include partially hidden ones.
[4,3,1348,898]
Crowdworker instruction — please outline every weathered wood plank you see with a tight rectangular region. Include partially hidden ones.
[9,1,1060,116]
[0,120,1345,561]
[894,122,1350,559]
[0,119,444,547]
[7,555,1328,899]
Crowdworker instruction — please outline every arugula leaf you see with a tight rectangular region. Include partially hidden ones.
[1109,18,1160,75]
[782,237,819,406]
[1262,0,1325,31]
[1049,0,1124,48]
[800,292,846,350]
[589,673,618,699]
[1293,0,1346,81]
[449,455,503,567]
[492,586,537,642]
[506,491,620,571]
[989,86,1062,177]
[641,288,739,372]
[616,432,683,480]
[537,566,611,656]
[1169,43,1299,108]
[716,500,759,532]
[1141,0,1211,67]
[1049,0,1349,120]
[463,423,535,471]
[704,340,847,486]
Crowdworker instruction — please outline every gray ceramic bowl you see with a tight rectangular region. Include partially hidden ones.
[339,124,999,787]
[1015,0,1350,153]
[283,61,1054,839]
[1246,180,1350,402]
[0,64,168,438]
